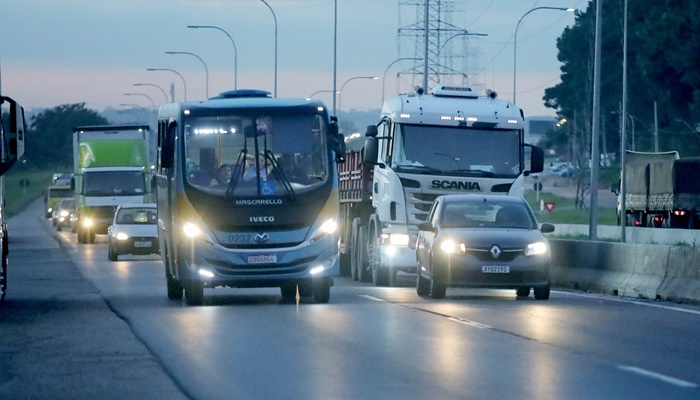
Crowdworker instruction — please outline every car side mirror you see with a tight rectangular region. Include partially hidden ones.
[540,223,555,233]
[418,221,436,233]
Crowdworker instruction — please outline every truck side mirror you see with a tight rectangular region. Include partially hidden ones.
[525,144,544,174]
[363,137,379,166]
[334,133,346,164]
[365,125,378,137]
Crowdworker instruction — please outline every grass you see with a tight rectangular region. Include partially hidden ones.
[525,190,618,226]
[3,165,66,218]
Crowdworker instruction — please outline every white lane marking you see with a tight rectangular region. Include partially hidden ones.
[618,365,699,389]
[359,295,385,302]
[447,317,492,329]
[554,291,700,316]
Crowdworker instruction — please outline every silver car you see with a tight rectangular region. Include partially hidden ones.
[107,204,159,261]
[416,194,554,299]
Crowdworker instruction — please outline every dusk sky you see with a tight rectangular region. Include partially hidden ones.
[0,0,582,117]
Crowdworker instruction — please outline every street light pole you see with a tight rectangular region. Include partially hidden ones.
[382,58,422,104]
[123,92,156,108]
[259,0,278,97]
[513,7,574,104]
[147,68,187,101]
[187,25,238,90]
[338,76,378,114]
[133,83,168,104]
[307,90,339,99]
[166,51,209,98]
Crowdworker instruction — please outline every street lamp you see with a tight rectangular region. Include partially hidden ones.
[512,7,575,104]
[147,68,187,101]
[259,0,278,97]
[338,76,378,114]
[165,51,209,98]
[133,83,168,104]
[187,25,238,90]
[123,92,156,108]
[382,58,422,104]
[676,119,700,136]
[307,90,339,100]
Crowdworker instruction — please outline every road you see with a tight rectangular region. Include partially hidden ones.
[2,199,699,399]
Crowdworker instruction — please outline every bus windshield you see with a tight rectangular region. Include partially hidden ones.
[184,111,329,198]
[391,124,522,178]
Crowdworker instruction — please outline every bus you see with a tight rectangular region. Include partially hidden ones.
[155,90,345,305]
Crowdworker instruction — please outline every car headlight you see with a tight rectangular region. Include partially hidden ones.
[60,210,70,217]
[116,232,129,241]
[82,218,94,228]
[525,241,548,256]
[310,217,338,243]
[440,239,465,254]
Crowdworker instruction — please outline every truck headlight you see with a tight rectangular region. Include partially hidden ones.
[525,241,548,256]
[388,233,410,246]
[60,210,70,217]
[82,218,94,228]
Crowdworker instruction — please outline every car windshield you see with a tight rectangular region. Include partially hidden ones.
[441,201,535,229]
[116,208,157,225]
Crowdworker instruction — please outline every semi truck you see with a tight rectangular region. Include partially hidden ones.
[72,125,153,243]
[338,84,544,286]
[0,94,27,302]
[615,150,700,229]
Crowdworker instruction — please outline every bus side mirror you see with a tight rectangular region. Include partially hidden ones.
[160,124,175,169]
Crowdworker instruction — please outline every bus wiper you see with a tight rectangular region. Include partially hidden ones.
[226,149,248,199]
[264,150,296,200]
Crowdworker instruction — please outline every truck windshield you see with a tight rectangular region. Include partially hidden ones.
[391,124,521,177]
[184,111,329,198]
[82,171,145,196]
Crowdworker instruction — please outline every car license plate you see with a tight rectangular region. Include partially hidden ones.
[482,265,510,273]
[248,254,277,264]
[134,241,152,248]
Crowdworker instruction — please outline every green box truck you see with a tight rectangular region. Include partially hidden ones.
[73,125,153,244]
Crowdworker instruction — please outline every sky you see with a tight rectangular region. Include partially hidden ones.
[0,0,585,118]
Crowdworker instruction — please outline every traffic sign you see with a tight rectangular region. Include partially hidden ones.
[544,202,556,213]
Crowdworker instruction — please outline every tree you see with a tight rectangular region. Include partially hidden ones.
[543,0,700,159]
[27,103,108,168]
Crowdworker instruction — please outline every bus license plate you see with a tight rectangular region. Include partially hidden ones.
[134,241,152,248]
[248,254,277,264]
[482,265,510,273]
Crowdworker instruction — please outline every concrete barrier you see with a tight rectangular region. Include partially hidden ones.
[550,239,700,304]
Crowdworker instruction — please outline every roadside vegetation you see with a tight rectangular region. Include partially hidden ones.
[525,190,617,226]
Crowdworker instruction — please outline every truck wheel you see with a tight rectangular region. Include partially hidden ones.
[184,280,204,305]
[280,284,297,300]
[312,277,331,303]
[87,231,96,244]
[368,230,390,286]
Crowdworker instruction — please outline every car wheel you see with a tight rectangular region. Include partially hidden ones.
[516,287,531,298]
[429,275,446,299]
[56,224,62,232]
[184,280,204,305]
[166,272,183,300]
[107,243,118,261]
[416,272,430,296]
[312,277,331,304]
[280,284,297,300]
[534,285,550,300]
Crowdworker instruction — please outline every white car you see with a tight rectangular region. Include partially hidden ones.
[107,204,159,261]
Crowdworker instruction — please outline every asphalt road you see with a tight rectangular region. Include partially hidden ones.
[2,199,699,399]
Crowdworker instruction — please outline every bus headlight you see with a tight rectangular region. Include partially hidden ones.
[183,222,214,243]
[310,217,338,243]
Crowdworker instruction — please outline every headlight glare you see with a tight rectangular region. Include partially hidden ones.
[525,241,548,256]
[183,222,202,238]
[440,240,457,254]
[389,233,410,246]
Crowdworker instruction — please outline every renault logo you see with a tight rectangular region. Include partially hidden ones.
[489,245,501,259]
[255,233,270,244]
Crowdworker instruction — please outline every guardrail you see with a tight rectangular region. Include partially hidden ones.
[550,238,700,304]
